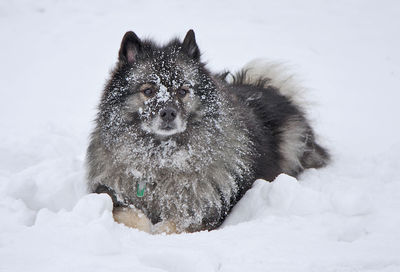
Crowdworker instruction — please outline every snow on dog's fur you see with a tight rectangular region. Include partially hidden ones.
[240,59,307,107]
[86,30,329,234]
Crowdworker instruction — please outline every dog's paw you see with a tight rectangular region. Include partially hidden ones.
[113,207,181,235]
[113,206,152,233]
[152,220,179,235]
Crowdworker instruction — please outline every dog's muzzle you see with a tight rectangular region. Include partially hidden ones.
[141,107,186,136]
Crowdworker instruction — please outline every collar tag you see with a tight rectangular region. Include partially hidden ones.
[137,181,146,197]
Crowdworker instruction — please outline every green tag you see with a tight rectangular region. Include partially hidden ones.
[137,182,146,198]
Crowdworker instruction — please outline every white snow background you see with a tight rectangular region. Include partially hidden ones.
[1,0,400,271]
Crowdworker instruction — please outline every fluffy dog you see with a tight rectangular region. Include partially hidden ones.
[86,30,329,233]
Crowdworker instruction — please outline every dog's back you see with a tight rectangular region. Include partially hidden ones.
[226,60,329,179]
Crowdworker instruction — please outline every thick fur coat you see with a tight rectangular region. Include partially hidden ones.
[86,30,329,233]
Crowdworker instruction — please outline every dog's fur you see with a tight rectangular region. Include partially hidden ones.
[86,30,329,233]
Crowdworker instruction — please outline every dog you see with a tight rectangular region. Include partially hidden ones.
[86,30,329,234]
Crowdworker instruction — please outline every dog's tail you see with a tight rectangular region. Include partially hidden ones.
[228,59,330,174]
[229,59,308,109]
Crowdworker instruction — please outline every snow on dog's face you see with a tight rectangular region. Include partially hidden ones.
[100,30,219,142]
[123,61,197,137]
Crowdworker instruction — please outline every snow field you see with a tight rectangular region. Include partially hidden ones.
[1,0,400,271]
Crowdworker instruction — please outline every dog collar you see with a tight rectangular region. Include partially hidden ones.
[137,181,146,197]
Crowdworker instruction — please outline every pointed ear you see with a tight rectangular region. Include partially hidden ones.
[182,29,200,60]
[118,31,142,64]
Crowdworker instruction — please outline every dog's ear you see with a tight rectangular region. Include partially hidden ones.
[118,31,142,64]
[182,29,200,60]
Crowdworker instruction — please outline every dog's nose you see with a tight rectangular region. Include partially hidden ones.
[160,107,177,122]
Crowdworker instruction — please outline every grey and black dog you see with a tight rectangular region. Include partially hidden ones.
[86,30,329,233]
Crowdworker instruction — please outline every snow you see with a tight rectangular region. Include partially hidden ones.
[1,0,400,271]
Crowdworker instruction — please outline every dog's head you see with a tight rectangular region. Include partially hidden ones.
[101,30,220,140]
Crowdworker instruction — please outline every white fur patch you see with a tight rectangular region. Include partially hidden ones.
[141,115,187,136]
[278,118,308,174]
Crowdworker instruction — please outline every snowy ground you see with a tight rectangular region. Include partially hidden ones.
[1,0,400,271]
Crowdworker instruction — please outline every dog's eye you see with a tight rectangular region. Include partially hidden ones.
[177,88,188,98]
[142,88,155,97]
